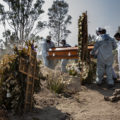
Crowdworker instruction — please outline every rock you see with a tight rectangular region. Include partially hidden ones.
[115,95,120,101]
[104,96,110,101]
[109,96,117,102]
[113,89,120,96]
[65,76,81,93]
[104,95,120,102]
[116,94,120,99]
[104,96,116,102]
[105,89,120,102]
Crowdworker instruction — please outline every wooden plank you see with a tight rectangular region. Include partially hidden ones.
[19,57,28,73]
[19,70,28,75]
[26,102,31,104]
[19,71,39,80]
[24,48,37,112]
[27,81,33,85]
[30,60,36,110]
[48,51,77,56]
[24,49,33,112]
[49,47,78,52]
[48,46,93,52]
[47,55,78,59]
[16,47,38,112]
[34,77,39,80]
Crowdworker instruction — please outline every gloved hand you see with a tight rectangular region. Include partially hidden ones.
[90,50,97,59]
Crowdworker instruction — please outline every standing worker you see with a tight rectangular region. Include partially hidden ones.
[60,40,71,73]
[102,29,117,81]
[41,35,55,69]
[91,28,117,88]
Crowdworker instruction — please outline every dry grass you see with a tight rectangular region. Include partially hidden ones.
[46,71,65,94]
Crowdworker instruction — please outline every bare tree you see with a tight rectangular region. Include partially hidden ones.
[0,0,45,47]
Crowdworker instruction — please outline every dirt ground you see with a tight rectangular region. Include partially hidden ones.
[8,80,120,120]
[7,63,120,120]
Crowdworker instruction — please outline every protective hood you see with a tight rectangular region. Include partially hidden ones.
[101,34,111,41]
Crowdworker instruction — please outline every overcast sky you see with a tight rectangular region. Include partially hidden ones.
[40,0,120,45]
[0,0,120,46]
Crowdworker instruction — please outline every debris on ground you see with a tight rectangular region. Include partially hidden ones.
[104,89,120,102]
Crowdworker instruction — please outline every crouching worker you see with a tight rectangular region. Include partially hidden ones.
[60,40,71,73]
[91,28,117,88]
[41,36,56,69]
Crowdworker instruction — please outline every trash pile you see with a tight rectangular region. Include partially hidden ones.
[0,41,41,114]
[104,89,120,102]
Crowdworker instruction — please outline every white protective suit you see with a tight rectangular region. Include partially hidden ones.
[91,34,117,85]
[61,43,71,72]
[41,40,55,69]
[95,35,117,79]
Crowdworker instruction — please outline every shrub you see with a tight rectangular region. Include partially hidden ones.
[47,72,65,94]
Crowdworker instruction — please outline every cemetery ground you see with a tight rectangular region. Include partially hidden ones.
[8,66,120,120]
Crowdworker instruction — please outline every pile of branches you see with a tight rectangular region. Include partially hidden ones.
[0,41,41,114]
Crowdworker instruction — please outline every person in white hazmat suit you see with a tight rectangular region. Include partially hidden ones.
[101,29,117,81]
[60,40,71,73]
[41,36,55,69]
[114,33,120,78]
[91,28,117,88]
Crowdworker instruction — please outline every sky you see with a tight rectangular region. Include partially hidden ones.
[63,0,120,45]
[0,0,120,46]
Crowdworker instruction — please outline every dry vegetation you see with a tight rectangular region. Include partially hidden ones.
[1,50,120,120]
[7,65,120,120]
